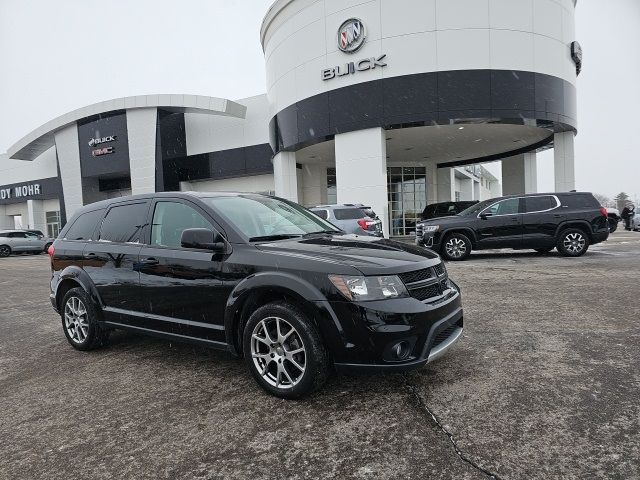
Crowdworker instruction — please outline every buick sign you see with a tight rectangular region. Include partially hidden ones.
[88,135,117,147]
[338,18,366,53]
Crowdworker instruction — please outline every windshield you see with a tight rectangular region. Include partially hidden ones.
[457,199,496,216]
[203,196,340,241]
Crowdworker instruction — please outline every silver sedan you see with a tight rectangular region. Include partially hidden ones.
[0,230,53,257]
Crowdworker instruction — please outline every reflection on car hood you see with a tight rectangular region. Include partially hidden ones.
[255,234,440,275]
[419,214,472,226]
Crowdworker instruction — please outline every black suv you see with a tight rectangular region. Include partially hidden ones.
[421,201,478,220]
[49,193,463,398]
[415,192,609,261]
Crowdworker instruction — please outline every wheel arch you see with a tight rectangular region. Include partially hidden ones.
[54,267,102,312]
[224,272,345,358]
[440,227,478,247]
[556,221,593,242]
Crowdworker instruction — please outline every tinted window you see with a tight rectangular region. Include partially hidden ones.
[9,232,26,238]
[561,194,599,209]
[151,201,213,248]
[99,203,148,243]
[311,209,329,220]
[334,208,374,220]
[485,198,520,216]
[524,196,557,213]
[435,204,456,215]
[63,209,105,241]
[0,233,8,238]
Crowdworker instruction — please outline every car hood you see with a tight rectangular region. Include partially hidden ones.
[419,214,474,227]
[255,234,440,275]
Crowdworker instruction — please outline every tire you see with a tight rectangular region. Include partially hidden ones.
[556,228,590,257]
[0,245,11,257]
[243,301,329,399]
[44,242,52,253]
[608,218,618,234]
[440,233,472,261]
[60,287,110,351]
[535,247,554,254]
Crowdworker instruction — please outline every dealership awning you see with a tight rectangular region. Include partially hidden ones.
[7,94,247,161]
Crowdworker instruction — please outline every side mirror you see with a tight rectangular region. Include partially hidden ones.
[181,228,226,252]
[480,212,493,220]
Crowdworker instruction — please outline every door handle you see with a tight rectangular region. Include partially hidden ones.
[86,252,96,257]
[140,257,159,266]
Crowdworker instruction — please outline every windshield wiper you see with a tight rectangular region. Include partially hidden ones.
[249,234,302,242]
[302,230,341,238]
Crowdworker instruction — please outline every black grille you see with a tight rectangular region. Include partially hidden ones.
[399,268,433,285]
[432,324,458,348]
[410,283,441,301]
[433,263,445,276]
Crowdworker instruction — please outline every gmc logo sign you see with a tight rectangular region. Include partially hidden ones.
[92,147,114,157]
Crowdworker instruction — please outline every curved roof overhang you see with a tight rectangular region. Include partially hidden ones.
[8,94,247,161]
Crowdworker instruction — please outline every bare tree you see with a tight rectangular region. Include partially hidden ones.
[614,192,630,211]
[593,193,612,208]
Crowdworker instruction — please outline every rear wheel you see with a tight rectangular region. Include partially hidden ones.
[556,228,590,257]
[243,301,329,399]
[0,245,11,257]
[61,287,110,350]
[441,233,472,261]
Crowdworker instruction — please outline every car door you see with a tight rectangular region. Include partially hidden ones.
[8,232,29,251]
[521,195,562,248]
[24,232,43,251]
[137,198,228,343]
[475,197,523,248]
[82,201,149,319]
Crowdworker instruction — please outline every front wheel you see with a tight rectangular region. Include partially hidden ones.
[608,218,618,233]
[0,245,11,257]
[441,233,472,261]
[557,228,590,257]
[243,301,329,399]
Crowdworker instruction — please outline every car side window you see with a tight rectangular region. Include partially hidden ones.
[99,203,149,243]
[63,209,105,241]
[312,210,329,220]
[151,201,214,248]
[9,232,26,238]
[524,196,557,213]
[485,198,520,216]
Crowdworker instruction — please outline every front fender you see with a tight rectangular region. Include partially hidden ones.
[223,271,347,356]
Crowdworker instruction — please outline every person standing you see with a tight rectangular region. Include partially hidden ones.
[621,204,635,231]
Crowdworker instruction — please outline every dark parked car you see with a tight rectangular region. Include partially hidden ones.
[421,201,478,220]
[415,192,609,261]
[49,192,463,398]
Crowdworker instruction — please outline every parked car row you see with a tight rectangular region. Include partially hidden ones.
[0,229,54,257]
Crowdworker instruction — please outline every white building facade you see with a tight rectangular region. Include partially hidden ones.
[1,0,579,238]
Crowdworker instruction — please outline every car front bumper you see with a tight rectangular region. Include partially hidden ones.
[327,281,463,373]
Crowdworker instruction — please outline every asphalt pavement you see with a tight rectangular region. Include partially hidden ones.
[0,230,638,479]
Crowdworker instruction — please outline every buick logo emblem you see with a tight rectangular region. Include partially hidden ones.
[338,18,366,53]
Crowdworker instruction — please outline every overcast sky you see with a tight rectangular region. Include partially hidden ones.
[1,0,638,202]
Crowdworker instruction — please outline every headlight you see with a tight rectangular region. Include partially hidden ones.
[423,225,440,232]
[329,275,409,301]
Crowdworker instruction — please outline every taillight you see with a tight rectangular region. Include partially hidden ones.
[47,245,55,257]
[357,219,376,230]
[599,207,608,218]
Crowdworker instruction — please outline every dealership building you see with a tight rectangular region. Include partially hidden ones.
[0,0,579,238]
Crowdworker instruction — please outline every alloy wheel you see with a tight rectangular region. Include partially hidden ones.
[64,297,89,344]
[0,246,10,257]
[563,232,586,254]
[251,316,306,390]
[445,237,467,259]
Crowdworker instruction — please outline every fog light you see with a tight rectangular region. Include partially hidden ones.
[392,341,411,360]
